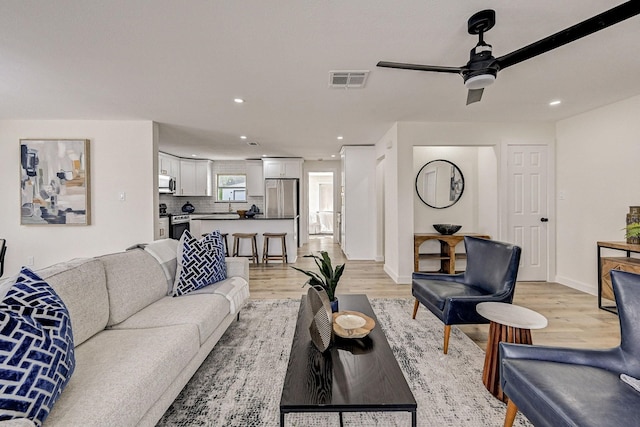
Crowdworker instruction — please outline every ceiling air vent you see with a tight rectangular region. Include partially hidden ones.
[329,70,369,88]
[247,141,260,147]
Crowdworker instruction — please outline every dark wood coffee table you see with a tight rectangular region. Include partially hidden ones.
[279,294,417,426]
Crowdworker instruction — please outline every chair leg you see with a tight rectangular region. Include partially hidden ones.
[504,399,518,427]
[232,237,239,257]
[443,325,451,354]
[412,298,420,319]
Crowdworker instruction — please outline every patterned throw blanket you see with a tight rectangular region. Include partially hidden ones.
[143,239,248,314]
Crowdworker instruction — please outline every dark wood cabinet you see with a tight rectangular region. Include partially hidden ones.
[597,241,640,314]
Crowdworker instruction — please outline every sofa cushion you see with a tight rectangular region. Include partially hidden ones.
[502,359,640,427]
[36,258,108,346]
[188,276,250,314]
[0,268,75,426]
[45,325,199,427]
[412,279,487,310]
[111,293,230,345]
[173,230,227,297]
[98,250,167,326]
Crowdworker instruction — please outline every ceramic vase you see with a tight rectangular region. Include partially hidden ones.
[330,298,339,313]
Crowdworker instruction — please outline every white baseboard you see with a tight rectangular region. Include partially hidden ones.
[383,264,399,283]
[383,264,412,284]
[554,275,597,296]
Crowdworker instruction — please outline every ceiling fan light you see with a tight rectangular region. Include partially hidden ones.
[465,74,496,90]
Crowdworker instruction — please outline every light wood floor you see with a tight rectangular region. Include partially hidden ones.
[249,236,621,351]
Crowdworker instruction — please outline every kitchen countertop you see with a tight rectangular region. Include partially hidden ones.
[191,214,298,220]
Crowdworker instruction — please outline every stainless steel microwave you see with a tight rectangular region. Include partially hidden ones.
[159,174,176,194]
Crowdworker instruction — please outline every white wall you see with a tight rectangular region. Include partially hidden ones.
[383,121,555,284]
[0,120,156,276]
[376,124,400,281]
[555,94,640,294]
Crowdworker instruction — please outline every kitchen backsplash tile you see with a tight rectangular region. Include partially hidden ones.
[159,160,264,215]
[159,194,264,215]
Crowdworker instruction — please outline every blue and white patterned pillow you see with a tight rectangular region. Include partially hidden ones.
[0,267,75,426]
[173,230,227,297]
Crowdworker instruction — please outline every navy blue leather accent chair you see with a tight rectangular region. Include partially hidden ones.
[411,236,521,354]
[500,269,640,427]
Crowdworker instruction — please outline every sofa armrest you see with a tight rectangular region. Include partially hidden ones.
[0,419,37,427]
[225,257,249,283]
[500,343,624,372]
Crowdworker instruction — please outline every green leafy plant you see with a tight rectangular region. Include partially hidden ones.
[291,251,345,301]
[626,222,640,239]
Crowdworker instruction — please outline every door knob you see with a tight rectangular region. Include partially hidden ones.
[540,218,549,222]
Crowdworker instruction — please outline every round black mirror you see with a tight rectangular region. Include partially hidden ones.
[415,159,465,209]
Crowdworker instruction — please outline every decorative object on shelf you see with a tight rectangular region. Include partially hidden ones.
[433,224,462,235]
[415,159,465,209]
[236,209,247,218]
[332,310,376,339]
[305,285,333,352]
[20,139,91,225]
[626,206,640,245]
[292,251,345,312]
[181,201,195,213]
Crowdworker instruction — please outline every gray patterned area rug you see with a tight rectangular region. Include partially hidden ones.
[157,298,532,426]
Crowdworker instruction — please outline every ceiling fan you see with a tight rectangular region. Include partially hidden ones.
[377,2,640,105]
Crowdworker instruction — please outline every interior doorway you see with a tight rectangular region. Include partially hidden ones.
[308,172,334,237]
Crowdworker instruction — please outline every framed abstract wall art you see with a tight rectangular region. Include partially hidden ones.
[20,139,91,225]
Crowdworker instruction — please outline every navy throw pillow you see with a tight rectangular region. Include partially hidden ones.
[0,267,75,426]
[173,229,227,296]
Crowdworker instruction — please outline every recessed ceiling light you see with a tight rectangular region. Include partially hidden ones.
[337,136,344,140]
[191,154,197,157]
[549,100,561,106]
[234,98,245,104]
[240,135,247,139]
[331,154,336,158]
[262,154,267,157]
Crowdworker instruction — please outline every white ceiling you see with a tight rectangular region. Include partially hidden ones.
[1,1,639,160]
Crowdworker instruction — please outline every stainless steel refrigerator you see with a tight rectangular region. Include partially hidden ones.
[265,178,298,218]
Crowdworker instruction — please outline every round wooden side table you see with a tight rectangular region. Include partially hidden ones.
[476,302,548,402]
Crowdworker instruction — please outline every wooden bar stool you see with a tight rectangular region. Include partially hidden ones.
[202,232,230,256]
[232,233,259,264]
[262,232,288,264]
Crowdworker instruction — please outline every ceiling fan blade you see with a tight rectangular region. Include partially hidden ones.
[377,61,462,74]
[496,1,640,69]
[466,88,484,105]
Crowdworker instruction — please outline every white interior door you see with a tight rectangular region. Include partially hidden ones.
[507,145,549,281]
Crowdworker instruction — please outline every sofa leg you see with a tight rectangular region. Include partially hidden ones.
[443,324,451,354]
[504,399,518,427]
[412,299,420,319]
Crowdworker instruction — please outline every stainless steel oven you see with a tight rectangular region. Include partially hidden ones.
[169,214,190,240]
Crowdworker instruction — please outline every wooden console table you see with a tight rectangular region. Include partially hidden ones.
[597,241,640,314]
[414,233,491,273]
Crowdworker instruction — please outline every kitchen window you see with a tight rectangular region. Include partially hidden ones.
[217,174,246,202]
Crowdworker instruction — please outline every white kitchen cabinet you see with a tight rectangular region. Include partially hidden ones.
[158,152,180,178]
[178,159,212,196]
[246,160,264,197]
[340,146,376,260]
[263,158,303,179]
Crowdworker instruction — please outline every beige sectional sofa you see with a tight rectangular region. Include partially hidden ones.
[0,241,249,427]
